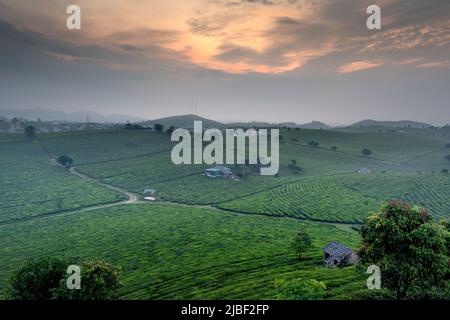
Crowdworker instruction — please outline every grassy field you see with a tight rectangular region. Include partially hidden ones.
[0,126,448,299]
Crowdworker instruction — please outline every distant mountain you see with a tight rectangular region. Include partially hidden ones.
[299,121,331,129]
[350,119,433,128]
[227,121,277,128]
[0,108,145,123]
[144,114,226,129]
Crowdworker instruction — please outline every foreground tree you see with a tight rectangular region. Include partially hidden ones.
[359,201,449,299]
[54,260,122,300]
[290,231,312,260]
[8,257,121,300]
[9,257,67,300]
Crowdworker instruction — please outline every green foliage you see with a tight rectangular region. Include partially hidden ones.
[290,231,312,260]
[57,155,74,168]
[359,201,449,299]
[8,257,121,300]
[361,148,372,156]
[275,278,327,300]
[154,123,164,132]
[166,126,175,134]
[54,260,122,300]
[8,257,67,300]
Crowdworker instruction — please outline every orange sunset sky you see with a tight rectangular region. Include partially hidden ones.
[0,0,449,124]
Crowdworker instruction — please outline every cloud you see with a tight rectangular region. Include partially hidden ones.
[0,0,449,75]
[338,61,382,73]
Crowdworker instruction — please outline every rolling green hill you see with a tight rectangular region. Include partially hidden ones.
[0,126,448,300]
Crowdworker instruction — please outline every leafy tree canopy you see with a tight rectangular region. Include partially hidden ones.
[359,201,449,299]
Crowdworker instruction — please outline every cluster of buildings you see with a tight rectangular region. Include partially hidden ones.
[0,117,117,133]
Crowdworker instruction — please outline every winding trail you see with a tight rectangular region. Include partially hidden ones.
[68,167,138,204]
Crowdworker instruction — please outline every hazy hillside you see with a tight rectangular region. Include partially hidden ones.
[0,109,144,123]
[145,114,226,129]
[299,121,331,129]
[350,119,432,128]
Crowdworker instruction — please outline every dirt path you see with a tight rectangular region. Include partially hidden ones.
[69,167,138,204]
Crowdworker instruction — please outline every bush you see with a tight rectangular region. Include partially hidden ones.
[275,278,326,300]
[154,124,164,132]
[57,155,74,168]
[24,126,37,140]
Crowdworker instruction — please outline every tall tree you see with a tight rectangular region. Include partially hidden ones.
[290,231,312,260]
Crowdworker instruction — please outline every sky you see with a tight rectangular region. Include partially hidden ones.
[0,0,449,125]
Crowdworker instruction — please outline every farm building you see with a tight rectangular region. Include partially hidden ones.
[143,189,160,201]
[323,242,358,268]
[204,166,233,179]
[357,167,372,174]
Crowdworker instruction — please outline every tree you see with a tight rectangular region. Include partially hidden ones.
[308,141,319,147]
[275,278,326,300]
[361,148,372,156]
[290,231,312,260]
[154,123,164,132]
[8,257,121,300]
[446,155,450,162]
[235,165,250,179]
[124,123,134,130]
[331,146,337,151]
[358,201,449,299]
[57,155,74,168]
[9,257,67,300]
[54,260,122,300]
[442,168,449,175]
[166,126,175,134]
[24,125,37,140]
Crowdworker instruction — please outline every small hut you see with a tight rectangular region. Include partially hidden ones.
[143,189,160,201]
[323,242,358,268]
[204,166,233,179]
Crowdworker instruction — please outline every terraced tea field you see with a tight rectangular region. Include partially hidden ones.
[217,173,450,223]
[0,140,126,224]
[0,127,448,300]
[0,203,364,299]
